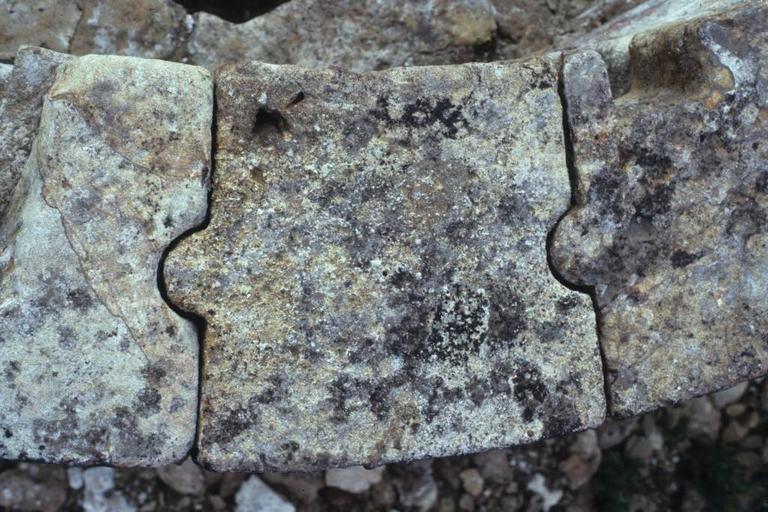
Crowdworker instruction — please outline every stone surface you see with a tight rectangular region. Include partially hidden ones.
[0,53,212,465]
[0,0,81,61]
[235,476,295,512]
[0,47,71,218]
[564,0,750,95]
[185,0,497,70]
[166,59,605,471]
[70,0,192,60]
[0,62,12,97]
[552,3,768,417]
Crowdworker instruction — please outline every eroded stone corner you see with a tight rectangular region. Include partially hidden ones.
[551,2,768,418]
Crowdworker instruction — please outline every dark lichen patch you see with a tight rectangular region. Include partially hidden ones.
[670,250,703,268]
[419,285,489,364]
[206,406,257,446]
[367,95,470,138]
[512,361,548,423]
[135,387,162,417]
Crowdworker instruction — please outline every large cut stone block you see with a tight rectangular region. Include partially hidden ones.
[552,3,768,417]
[0,54,212,465]
[166,59,606,471]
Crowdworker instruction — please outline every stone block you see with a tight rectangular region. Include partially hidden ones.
[166,59,606,471]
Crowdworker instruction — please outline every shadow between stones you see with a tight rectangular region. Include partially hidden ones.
[172,0,291,23]
[546,52,613,416]
[156,95,217,463]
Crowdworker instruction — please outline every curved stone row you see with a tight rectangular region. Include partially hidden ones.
[0,0,765,470]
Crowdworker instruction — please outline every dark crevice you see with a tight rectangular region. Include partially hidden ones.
[547,52,614,417]
[156,90,218,463]
[172,0,291,23]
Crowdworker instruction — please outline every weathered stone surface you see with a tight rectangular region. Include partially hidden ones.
[0,47,71,218]
[564,0,749,95]
[70,0,192,60]
[166,59,606,471]
[0,0,81,61]
[552,4,768,417]
[185,0,497,70]
[0,54,212,465]
[0,63,12,96]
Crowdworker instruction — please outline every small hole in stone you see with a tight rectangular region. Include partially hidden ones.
[252,107,288,136]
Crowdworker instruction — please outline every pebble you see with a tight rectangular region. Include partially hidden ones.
[712,382,749,408]
[157,457,206,496]
[459,468,484,498]
[235,476,295,512]
[325,466,385,494]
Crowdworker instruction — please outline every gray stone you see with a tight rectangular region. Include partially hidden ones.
[165,59,605,471]
[185,0,497,71]
[82,467,134,512]
[0,54,212,465]
[326,466,385,494]
[711,381,749,408]
[0,0,81,61]
[459,468,484,497]
[0,47,72,218]
[235,476,295,512]
[552,2,768,417]
[70,0,192,60]
[156,457,206,496]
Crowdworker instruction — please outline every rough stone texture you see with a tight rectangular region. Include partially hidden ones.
[185,0,497,70]
[552,3,768,417]
[0,63,12,97]
[0,47,71,219]
[0,54,212,465]
[564,0,749,95]
[166,59,606,471]
[0,0,81,61]
[70,0,192,60]
[491,0,643,61]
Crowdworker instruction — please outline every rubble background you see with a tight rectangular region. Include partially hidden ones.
[0,378,765,511]
[1,0,767,510]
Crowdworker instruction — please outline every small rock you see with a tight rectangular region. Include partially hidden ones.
[472,450,513,484]
[459,468,484,498]
[235,476,295,512]
[721,420,750,443]
[82,467,134,512]
[0,464,68,512]
[156,457,206,496]
[391,461,439,512]
[325,466,385,494]
[625,434,655,461]
[685,397,721,441]
[262,472,325,504]
[527,473,563,512]
[458,493,475,511]
[725,404,747,417]
[67,468,84,490]
[712,382,749,408]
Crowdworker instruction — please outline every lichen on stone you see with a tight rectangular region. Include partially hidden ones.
[166,58,606,472]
